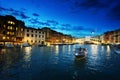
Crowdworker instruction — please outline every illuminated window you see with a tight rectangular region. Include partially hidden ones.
[13,22,15,25]
[12,32,14,35]
[8,21,11,24]
[2,36,6,39]
[21,28,23,31]
[10,26,12,30]
[7,37,9,39]
[3,25,6,28]
[7,32,9,34]
[7,26,9,29]
[16,28,18,30]
[7,26,13,30]
[8,21,15,25]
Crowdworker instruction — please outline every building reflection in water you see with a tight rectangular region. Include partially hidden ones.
[24,47,32,62]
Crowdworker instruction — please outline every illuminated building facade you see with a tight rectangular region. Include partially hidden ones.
[42,27,76,45]
[104,29,120,44]
[0,15,25,47]
[23,27,45,45]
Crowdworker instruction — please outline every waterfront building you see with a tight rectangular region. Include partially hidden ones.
[104,29,120,44]
[23,27,45,45]
[42,27,76,45]
[100,34,105,44]
[0,15,25,47]
[113,29,120,44]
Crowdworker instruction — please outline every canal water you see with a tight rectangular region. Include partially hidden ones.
[0,44,120,80]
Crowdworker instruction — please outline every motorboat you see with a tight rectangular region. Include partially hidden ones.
[74,47,87,58]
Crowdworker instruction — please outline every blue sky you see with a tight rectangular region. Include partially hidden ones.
[0,0,120,38]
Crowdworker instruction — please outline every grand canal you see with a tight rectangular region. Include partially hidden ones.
[0,44,120,80]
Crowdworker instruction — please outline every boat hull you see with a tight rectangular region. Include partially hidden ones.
[74,52,87,58]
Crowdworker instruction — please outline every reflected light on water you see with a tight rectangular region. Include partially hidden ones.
[68,45,71,54]
[55,45,59,54]
[24,47,32,62]
[91,45,98,56]
[1,49,6,54]
[106,45,110,57]
[101,46,104,52]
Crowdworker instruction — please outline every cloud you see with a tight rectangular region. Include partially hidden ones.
[50,23,94,36]
[70,0,110,13]
[0,6,9,11]
[20,12,30,19]
[29,18,50,26]
[107,3,120,20]
[20,8,27,11]
[0,6,30,19]
[47,20,59,26]
[53,26,94,38]
[77,0,109,9]
[33,13,39,16]
[71,0,120,20]
[53,0,70,3]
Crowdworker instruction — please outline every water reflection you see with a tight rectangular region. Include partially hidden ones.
[68,45,71,52]
[91,45,98,56]
[101,46,104,52]
[55,45,59,54]
[106,46,110,55]
[0,44,120,80]
[24,47,32,62]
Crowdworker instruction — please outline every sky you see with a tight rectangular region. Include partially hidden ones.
[0,0,120,38]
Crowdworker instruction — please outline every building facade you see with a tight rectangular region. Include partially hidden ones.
[42,27,76,45]
[0,15,25,47]
[23,27,45,45]
[104,29,120,44]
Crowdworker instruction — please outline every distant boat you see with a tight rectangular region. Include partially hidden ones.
[38,44,47,47]
[74,47,87,58]
[22,43,31,47]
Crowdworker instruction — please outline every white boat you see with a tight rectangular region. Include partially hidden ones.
[74,47,87,58]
